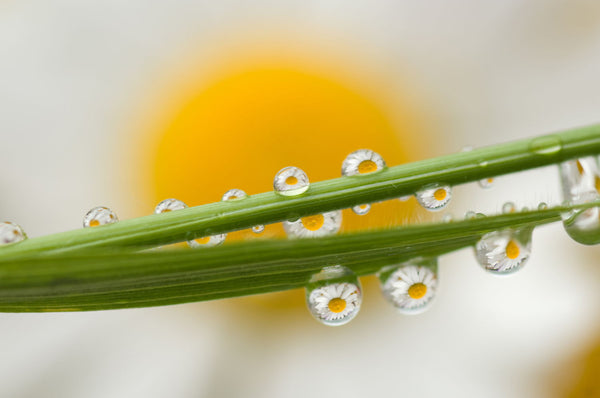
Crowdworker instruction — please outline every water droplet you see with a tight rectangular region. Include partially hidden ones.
[251,224,265,234]
[559,157,600,245]
[521,206,530,212]
[529,134,562,156]
[352,204,371,215]
[538,202,548,210]
[378,258,438,315]
[461,145,474,152]
[398,195,411,202]
[475,229,532,275]
[306,265,362,326]
[415,184,452,211]
[273,166,309,196]
[83,206,118,228]
[464,211,476,220]
[283,210,342,238]
[478,177,494,189]
[502,202,516,214]
[0,222,27,245]
[441,214,453,223]
[155,198,187,214]
[341,149,386,176]
[479,160,489,168]
[155,198,226,248]
[222,189,247,201]
[475,212,486,218]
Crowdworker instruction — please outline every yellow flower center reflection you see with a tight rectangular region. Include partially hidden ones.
[505,239,520,260]
[301,214,325,231]
[407,282,427,299]
[327,297,347,313]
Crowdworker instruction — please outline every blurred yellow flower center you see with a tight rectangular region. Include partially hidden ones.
[358,159,377,174]
[433,188,447,201]
[285,176,298,185]
[301,214,325,231]
[505,239,520,259]
[577,160,585,175]
[197,236,211,244]
[229,196,238,200]
[359,204,368,209]
[408,282,427,299]
[162,209,172,212]
[328,297,346,313]
[89,219,100,227]
[595,176,600,193]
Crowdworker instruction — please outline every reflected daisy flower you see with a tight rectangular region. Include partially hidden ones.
[83,206,119,228]
[381,264,437,314]
[560,157,600,204]
[283,210,342,238]
[307,282,362,326]
[475,229,531,274]
[341,149,386,176]
[273,166,310,196]
[0,222,27,245]
[415,185,452,211]
[222,189,247,201]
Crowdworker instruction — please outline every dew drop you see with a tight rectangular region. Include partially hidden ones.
[538,202,548,210]
[252,224,265,234]
[0,222,27,245]
[502,202,516,214]
[415,184,452,211]
[474,228,532,275]
[478,177,494,189]
[559,157,600,245]
[529,135,562,156]
[222,189,247,201]
[273,166,309,196]
[154,198,227,248]
[283,210,342,238]
[306,265,362,326]
[352,204,371,215]
[378,258,438,315]
[341,149,386,176]
[441,214,453,223]
[83,206,118,228]
[464,210,476,220]
[398,195,411,202]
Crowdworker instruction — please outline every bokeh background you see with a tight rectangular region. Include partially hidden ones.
[1,1,600,397]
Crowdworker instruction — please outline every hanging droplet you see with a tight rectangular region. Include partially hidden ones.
[273,166,310,196]
[341,149,386,176]
[478,177,494,189]
[378,258,438,315]
[538,202,548,210]
[83,206,118,228]
[441,214,453,223]
[155,198,226,248]
[251,224,265,234]
[0,222,27,245]
[398,195,411,202]
[415,184,452,211]
[502,202,516,214]
[352,204,371,215]
[283,210,342,238]
[559,157,600,245]
[305,265,362,326]
[529,135,562,156]
[475,228,532,275]
[222,189,247,201]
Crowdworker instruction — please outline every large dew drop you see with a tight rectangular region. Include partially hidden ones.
[415,184,452,211]
[0,222,27,245]
[283,210,342,238]
[341,149,386,176]
[475,228,532,275]
[273,166,309,196]
[83,206,118,228]
[559,157,600,245]
[305,265,362,326]
[378,258,438,315]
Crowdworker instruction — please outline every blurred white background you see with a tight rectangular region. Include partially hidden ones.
[1,1,600,397]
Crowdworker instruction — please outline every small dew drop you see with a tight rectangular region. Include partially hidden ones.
[189,234,226,248]
[352,204,371,215]
[502,202,516,214]
[283,210,342,238]
[155,198,187,214]
[306,265,362,326]
[252,224,265,234]
[222,189,247,201]
[341,149,386,176]
[378,258,438,315]
[478,177,494,189]
[415,184,452,212]
[464,211,476,220]
[83,206,118,228]
[441,214,453,223]
[274,166,309,196]
[398,195,411,202]
[0,222,27,245]
[529,135,562,156]
[538,202,548,210]
[474,229,532,275]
